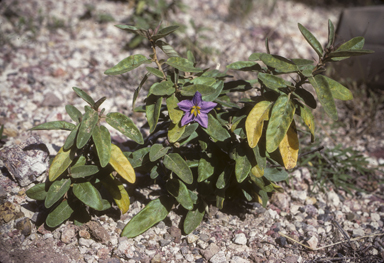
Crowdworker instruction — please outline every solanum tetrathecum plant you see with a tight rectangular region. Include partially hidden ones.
[27,20,373,237]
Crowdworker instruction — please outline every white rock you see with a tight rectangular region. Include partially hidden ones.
[233,233,247,245]
[371,213,381,222]
[230,256,250,263]
[353,228,365,236]
[187,234,199,244]
[307,236,318,250]
[327,191,340,207]
[268,209,279,219]
[79,238,95,247]
[210,251,227,263]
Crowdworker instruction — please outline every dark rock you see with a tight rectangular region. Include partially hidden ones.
[200,233,210,242]
[317,213,331,222]
[159,239,171,247]
[41,92,62,107]
[377,206,384,212]
[86,221,110,244]
[168,225,181,243]
[195,258,205,263]
[0,185,6,200]
[276,236,287,247]
[15,217,32,236]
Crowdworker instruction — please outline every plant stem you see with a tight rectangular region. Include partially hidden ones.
[151,42,167,80]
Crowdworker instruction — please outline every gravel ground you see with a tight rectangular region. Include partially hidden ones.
[1,0,384,262]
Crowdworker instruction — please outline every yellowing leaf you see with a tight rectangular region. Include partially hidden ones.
[251,165,264,178]
[101,174,130,214]
[109,144,136,184]
[246,101,272,148]
[49,147,75,181]
[168,122,185,143]
[279,120,299,170]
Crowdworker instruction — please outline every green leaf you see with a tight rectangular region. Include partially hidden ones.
[166,94,184,124]
[298,23,323,58]
[178,123,199,141]
[49,147,75,181]
[110,144,136,184]
[72,155,86,168]
[92,125,111,167]
[291,58,315,71]
[166,178,193,210]
[253,144,267,170]
[104,54,151,75]
[65,105,82,123]
[187,50,195,64]
[70,165,99,178]
[184,202,205,234]
[151,25,179,41]
[166,57,203,73]
[216,168,231,189]
[164,153,193,184]
[246,101,271,148]
[328,49,374,58]
[203,80,224,102]
[73,87,95,107]
[258,73,290,92]
[106,112,143,144]
[146,67,164,78]
[179,131,198,146]
[203,114,231,142]
[294,87,317,109]
[26,183,48,201]
[73,182,104,211]
[114,24,147,36]
[180,84,216,99]
[76,106,98,149]
[248,52,263,61]
[226,61,261,71]
[155,40,179,57]
[197,157,214,182]
[189,77,216,86]
[45,178,71,209]
[30,121,76,131]
[121,196,173,238]
[94,97,107,111]
[308,75,338,120]
[150,165,159,179]
[266,95,295,153]
[326,19,335,49]
[133,73,149,110]
[146,95,163,133]
[337,36,365,51]
[263,167,289,182]
[149,144,171,162]
[149,81,174,96]
[46,200,74,228]
[321,76,353,100]
[100,174,130,214]
[260,54,298,73]
[235,146,252,183]
[298,103,315,142]
[63,124,79,151]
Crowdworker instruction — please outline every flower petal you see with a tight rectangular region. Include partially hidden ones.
[178,99,193,112]
[192,92,203,107]
[200,101,217,113]
[180,112,194,126]
[195,113,209,128]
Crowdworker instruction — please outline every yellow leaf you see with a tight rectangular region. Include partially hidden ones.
[271,182,284,193]
[279,120,299,170]
[109,144,136,183]
[101,174,130,214]
[49,147,75,181]
[246,101,271,148]
[251,164,264,178]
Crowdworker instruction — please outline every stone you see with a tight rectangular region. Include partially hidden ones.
[202,243,220,260]
[307,236,318,250]
[233,233,247,245]
[371,213,380,222]
[209,251,226,263]
[187,234,199,244]
[151,254,162,263]
[15,217,32,236]
[230,256,250,263]
[270,192,290,212]
[284,255,299,263]
[79,237,94,247]
[327,191,340,207]
[291,191,307,202]
[353,228,365,237]
[41,92,62,107]
[0,136,49,187]
[86,221,110,244]
[79,228,91,239]
[97,248,110,260]
[61,225,77,244]
[168,225,181,243]
[114,237,135,259]
[159,239,171,247]
[200,233,210,242]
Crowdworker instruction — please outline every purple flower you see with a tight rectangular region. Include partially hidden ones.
[177,92,217,128]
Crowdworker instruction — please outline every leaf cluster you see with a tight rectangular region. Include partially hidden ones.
[28,20,374,236]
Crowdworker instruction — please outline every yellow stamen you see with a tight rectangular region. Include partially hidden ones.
[191,106,201,117]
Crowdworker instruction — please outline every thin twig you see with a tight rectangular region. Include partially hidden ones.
[150,42,167,80]
[279,231,384,251]
[298,146,324,158]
